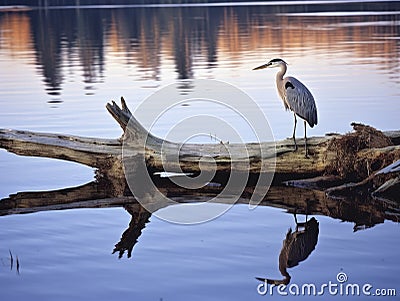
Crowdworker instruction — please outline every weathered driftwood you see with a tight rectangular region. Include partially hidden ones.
[1,98,399,182]
[326,159,400,202]
[0,129,124,176]
[0,116,328,182]
[0,98,399,203]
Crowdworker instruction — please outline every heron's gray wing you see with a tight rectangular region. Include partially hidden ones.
[283,77,318,127]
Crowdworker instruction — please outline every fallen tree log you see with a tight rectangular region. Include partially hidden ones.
[0,98,398,179]
[0,98,399,202]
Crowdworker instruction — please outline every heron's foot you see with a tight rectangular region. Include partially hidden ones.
[304,140,310,158]
[304,144,311,158]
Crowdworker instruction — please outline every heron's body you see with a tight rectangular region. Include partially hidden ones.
[253,58,318,157]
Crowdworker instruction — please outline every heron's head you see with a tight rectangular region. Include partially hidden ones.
[253,58,288,70]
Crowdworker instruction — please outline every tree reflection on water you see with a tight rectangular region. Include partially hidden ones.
[0,2,399,95]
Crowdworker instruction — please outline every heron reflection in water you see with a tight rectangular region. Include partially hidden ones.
[256,215,319,285]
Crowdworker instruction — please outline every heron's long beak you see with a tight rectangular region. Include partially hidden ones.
[252,63,269,70]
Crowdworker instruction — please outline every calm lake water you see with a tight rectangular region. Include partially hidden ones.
[0,1,399,300]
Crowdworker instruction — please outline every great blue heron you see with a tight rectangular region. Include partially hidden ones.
[253,58,318,157]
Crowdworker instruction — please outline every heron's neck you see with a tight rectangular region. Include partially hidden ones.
[276,63,287,81]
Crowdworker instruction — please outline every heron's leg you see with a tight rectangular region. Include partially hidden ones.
[294,209,307,231]
[294,209,300,231]
[304,120,309,158]
[305,199,309,223]
[292,113,298,151]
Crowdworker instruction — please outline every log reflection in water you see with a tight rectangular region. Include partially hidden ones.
[0,177,398,274]
[113,204,151,259]
[0,177,398,230]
